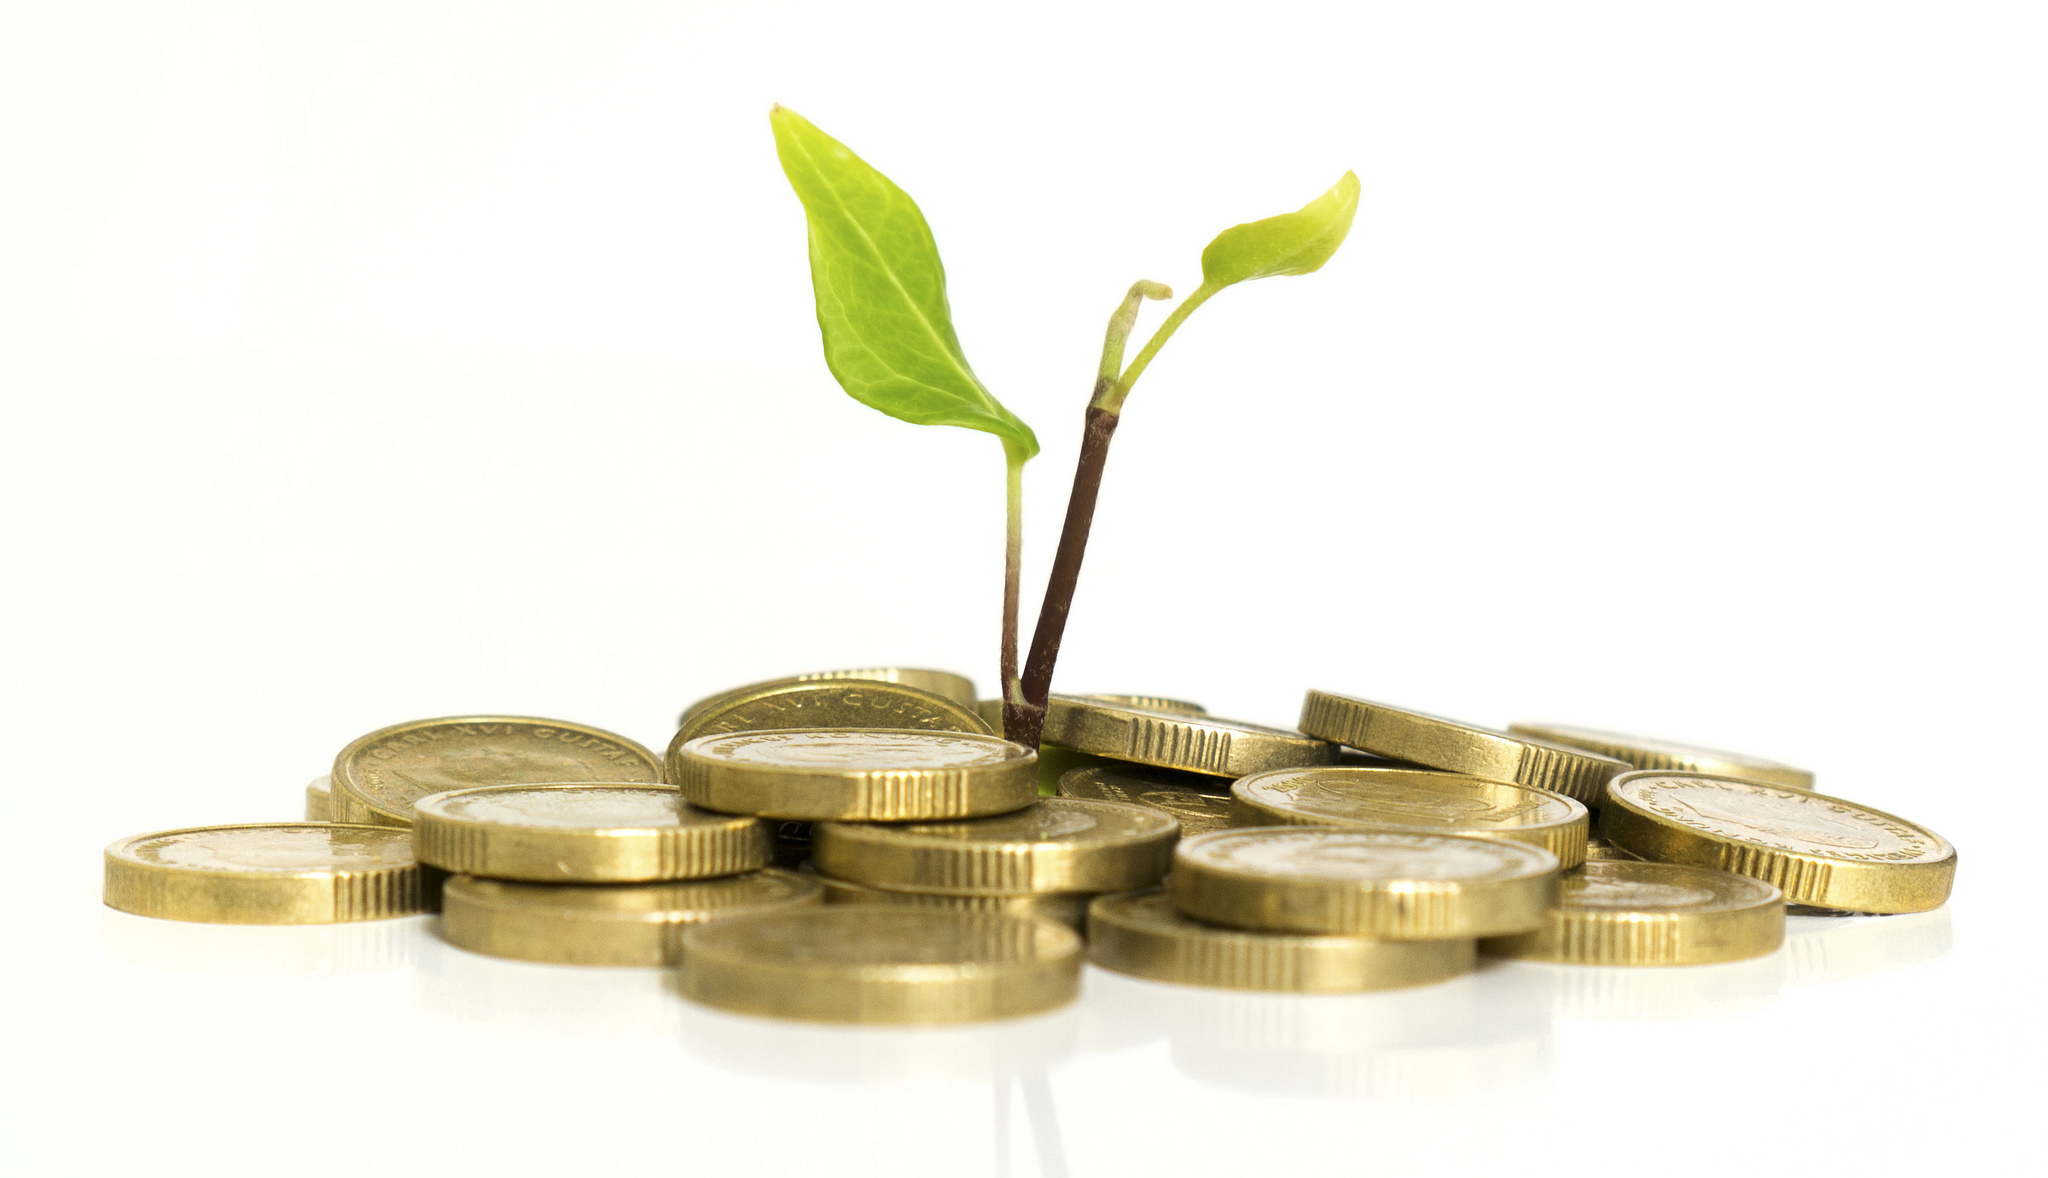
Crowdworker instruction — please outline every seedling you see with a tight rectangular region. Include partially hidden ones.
[771,107,1357,748]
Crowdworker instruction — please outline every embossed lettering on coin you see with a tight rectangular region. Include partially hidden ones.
[1613,775,1948,864]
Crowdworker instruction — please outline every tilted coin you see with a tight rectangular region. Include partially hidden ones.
[671,728,1038,821]
[814,798,1178,895]
[1298,691,1630,804]
[439,869,822,966]
[674,679,991,747]
[1172,827,1559,939]
[1042,695,1336,778]
[820,877,1092,932]
[678,907,1083,1024]
[1601,771,1955,913]
[1074,694,1207,716]
[104,823,424,924]
[1231,767,1589,869]
[304,774,332,822]
[1057,764,1235,837]
[682,668,980,728]
[411,783,768,882]
[332,716,662,829]
[1087,889,1476,992]
[1507,722,1814,791]
[1480,859,1785,966]
[1583,834,1640,862]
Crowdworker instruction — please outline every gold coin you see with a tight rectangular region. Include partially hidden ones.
[1584,834,1640,862]
[1480,860,1785,965]
[332,716,662,829]
[304,774,332,822]
[1087,889,1476,992]
[1601,771,1955,913]
[813,798,1177,895]
[683,668,981,728]
[1041,695,1336,778]
[1298,691,1629,804]
[1507,722,1814,791]
[1057,764,1235,836]
[678,907,1083,1024]
[103,823,424,924]
[819,877,1092,932]
[673,679,992,749]
[1172,827,1558,938]
[1074,694,1207,715]
[410,783,768,882]
[439,869,822,966]
[671,728,1038,821]
[1231,767,1589,869]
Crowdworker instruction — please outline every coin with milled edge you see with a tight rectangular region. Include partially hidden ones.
[332,716,662,829]
[1074,694,1207,716]
[1481,860,1785,965]
[304,774,332,822]
[819,877,1092,932]
[672,728,1038,821]
[1298,691,1629,804]
[681,668,981,729]
[104,823,423,924]
[679,907,1083,1024]
[440,869,822,965]
[814,798,1177,895]
[1602,771,1955,913]
[1172,827,1558,938]
[674,679,991,747]
[1058,764,1235,837]
[1507,722,1814,791]
[1088,889,1477,992]
[1042,696,1336,778]
[410,783,768,882]
[1231,767,1589,869]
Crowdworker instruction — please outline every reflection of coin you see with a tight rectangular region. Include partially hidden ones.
[678,908,1083,1024]
[1508,722,1814,791]
[104,823,424,924]
[1233,767,1589,868]
[439,869,821,966]
[671,729,1038,821]
[1058,764,1235,836]
[682,668,979,728]
[1042,696,1335,777]
[332,716,661,828]
[1088,889,1475,993]
[673,680,990,746]
[1603,771,1955,913]
[1173,828,1558,938]
[819,877,1091,932]
[814,798,1177,895]
[1481,860,1784,965]
[304,774,332,822]
[411,784,768,882]
[1299,692,1630,804]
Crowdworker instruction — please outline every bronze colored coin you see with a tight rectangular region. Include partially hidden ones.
[1172,827,1558,939]
[1057,764,1235,837]
[1231,767,1589,869]
[104,823,423,924]
[679,907,1083,1024]
[332,716,662,829]
[819,877,1091,932]
[683,669,980,728]
[410,783,768,882]
[1298,691,1630,805]
[672,680,992,751]
[813,798,1177,895]
[1602,771,1955,913]
[304,774,332,822]
[1584,834,1640,862]
[1041,695,1336,778]
[671,728,1038,821]
[1481,860,1785,966]
[1087,889,1476,992]
[439,869,822,966]
[1074,694,1208,716]
[1507,722,1815,791]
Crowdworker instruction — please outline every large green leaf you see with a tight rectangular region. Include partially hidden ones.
[771,107,1038,459]
[1199,171,1360,289]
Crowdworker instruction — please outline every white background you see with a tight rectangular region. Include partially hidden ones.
[2,2,2042,1174]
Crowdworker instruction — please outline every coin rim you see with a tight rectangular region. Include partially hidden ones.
[410,782,770,882]
[1230,766,1590,869]
[1041,695,1336,777]
[671,727,1039,822]
[811,797,1179,895]
[673,679,992,748]
[1480,859,1786,965]
[102,822,424,924]
[1298,690,1631,804]
[331,715,663,829]
[1507,721,1815,791]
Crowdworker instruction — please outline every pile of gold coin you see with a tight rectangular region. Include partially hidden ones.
[103,673,1958,1025]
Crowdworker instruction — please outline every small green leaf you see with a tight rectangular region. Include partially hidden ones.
[1198,171,1360,289]
[770,106,1038,459]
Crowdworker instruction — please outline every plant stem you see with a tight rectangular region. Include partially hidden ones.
[1095,281,1219,414]
[1008,405,1120,750]
[1000,442,1026,738]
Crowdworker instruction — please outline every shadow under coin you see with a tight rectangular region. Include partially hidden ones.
[101,909,430,977]
[1783,906,1953,984]
[1086,962,1554,1102]
[411,921,680,1040]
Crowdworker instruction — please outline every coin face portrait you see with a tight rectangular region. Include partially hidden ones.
[127,826,414,872]
[692,729,1020,770]
[1614,775,1950,863]
[428,785,684,829]
[1184,829,1550,882]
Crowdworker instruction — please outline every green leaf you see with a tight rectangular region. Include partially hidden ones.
[1198,171,1360,289]
[770,107,1038,459]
